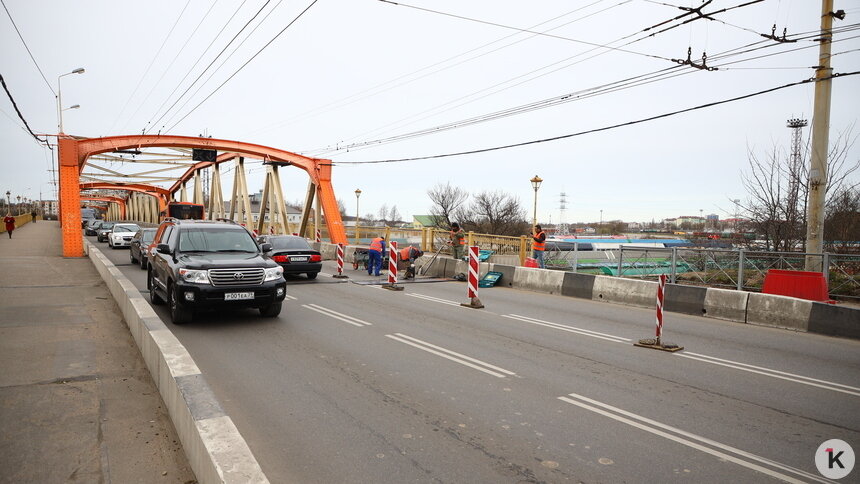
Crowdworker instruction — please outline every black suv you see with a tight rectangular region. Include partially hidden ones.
[147,219,286,324]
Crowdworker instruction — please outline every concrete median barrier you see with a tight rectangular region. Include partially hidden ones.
[489,264,516,288]
[807,303,860,339]
[703,288,749,323]
[664,284,706,316]
[561,272,595,299]
[746,292,812,331]
[592,276,655,308]
[83,239,269,484]
[513,267,564,295]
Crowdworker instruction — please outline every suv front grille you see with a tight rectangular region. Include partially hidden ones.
[208,268,265,286]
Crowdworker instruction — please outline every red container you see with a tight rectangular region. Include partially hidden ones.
[762,269,831,302]
[524,257,538,268]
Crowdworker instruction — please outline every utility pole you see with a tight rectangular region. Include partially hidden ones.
[805,0,837,271]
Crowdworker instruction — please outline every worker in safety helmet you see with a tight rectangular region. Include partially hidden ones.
[399,245,424,279]
[531,224,546,268]
[449,222,466,260]
[368,234,386,276]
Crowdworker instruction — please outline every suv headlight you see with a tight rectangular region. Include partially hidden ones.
[264,266,283,282]
[179,268,211,284]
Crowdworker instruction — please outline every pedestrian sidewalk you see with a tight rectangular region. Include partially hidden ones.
[0,221,195,483]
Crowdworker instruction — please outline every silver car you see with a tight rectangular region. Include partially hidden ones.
[107,223,141,249]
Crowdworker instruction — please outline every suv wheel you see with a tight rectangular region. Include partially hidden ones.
[259,302,282,318]
[169,283,193,325]
[306,272,318,280]
[140,255,147,270]
[130,250,137,264]
[149,271,164,305]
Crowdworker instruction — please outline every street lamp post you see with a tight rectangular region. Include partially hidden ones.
[354,188,362,245]
[530,175,542,230]
[5,191,11,215]
[600,209,603,230]
[16,195,22,215]
[57,68,84,134]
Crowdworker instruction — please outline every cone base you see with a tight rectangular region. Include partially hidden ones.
[382,284,404,291]
[460,297,484,309]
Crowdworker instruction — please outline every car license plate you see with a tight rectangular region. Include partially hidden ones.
[290,256,308,262]
[224,292,254,301]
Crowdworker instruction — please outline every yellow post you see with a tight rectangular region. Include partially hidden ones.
[519,235,527,266]
[384,226,391,242]
[467,231,474,248]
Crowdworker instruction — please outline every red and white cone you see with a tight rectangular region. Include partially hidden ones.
[461,246,484,308]
[333,243,348,279]
[384,240,403,291]
[634,274,682,352]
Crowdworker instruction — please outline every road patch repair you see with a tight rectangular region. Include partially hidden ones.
[84,239,268,484]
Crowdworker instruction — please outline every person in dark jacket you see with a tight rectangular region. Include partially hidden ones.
[368,235,386,276]
[532,225,546,268]
[4,213,15,239]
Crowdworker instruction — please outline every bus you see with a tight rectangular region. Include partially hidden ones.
[164,202,205,220]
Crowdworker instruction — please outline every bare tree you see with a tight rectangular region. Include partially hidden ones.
[387,205,401,224]
[462,190,529,236]
[427,182,469,228]
[825,187,860,253]
[741,125,859,251]
[377,203,389,224]
[337,198,346,217]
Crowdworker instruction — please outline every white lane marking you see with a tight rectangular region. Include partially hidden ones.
[502,314,630,343]
[407,293,461,307]
[302,304,371,327]
[385,333,515,378]
[284,295,297,301]
[677,353,860,398]
[558,393,830,484]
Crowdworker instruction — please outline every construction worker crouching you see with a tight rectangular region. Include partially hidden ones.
[532,224,546,269]
[449,222,466,260]
[399,245,424,279]
[368,235,386,276]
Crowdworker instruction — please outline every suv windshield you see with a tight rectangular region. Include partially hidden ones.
[270,237,311,250]
[99,223,115,230]
[179,227,258,253]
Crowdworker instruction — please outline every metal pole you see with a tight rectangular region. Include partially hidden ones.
[805,0,835,271]
[823,252,831,287]
[532,189,538,230]
[737,249,745,291]
[671,247,677,284]
[617,247,623,277]
[573,242,578,273]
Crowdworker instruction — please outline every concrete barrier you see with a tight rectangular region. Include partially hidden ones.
[746,292,812,331]
[490,264,516,288]
[592,276,655,308]
[84,239,268,484]
[561,272,595,299]
[513,267,564,295]
[664,284,707,316]
[703,288,749,323]
[807,303,860,339]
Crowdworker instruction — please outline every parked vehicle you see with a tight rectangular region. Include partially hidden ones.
[148,218,286,324]
[163,201,205,220]
[107,223,140,249]
[258,235,322,280]
[130,228,157,269]
[81,208,98,228]
[84,219,103,236]
[96,222,116,242]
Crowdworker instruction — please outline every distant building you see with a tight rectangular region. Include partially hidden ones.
[412,215,438,228]
[706,213,719,221]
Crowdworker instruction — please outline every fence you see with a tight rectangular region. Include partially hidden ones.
[610,246,859,301]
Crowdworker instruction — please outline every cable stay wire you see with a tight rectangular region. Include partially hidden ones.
[164,0,321,134]
[158,0,288,132]
[146,0,273,135]
[242,0,621,137]
[108,0,192,133]
[122,0,221,134]
[378,0,673,62]
[327,71,860,165]
[0,0,55,96]
[143,0,250,134]
[0,73,52,149]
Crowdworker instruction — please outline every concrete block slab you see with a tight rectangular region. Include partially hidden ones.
[151,329,201,379]
[513,267,564,295]
[807,303,860,339]
[746,292,812,331]
[561,272,595,299]
[489,264,516,288]
[664,284,706,316]
[196,416,269,484]
[592,276,655,308]
[176,374,227,421]
[703,288,749,323]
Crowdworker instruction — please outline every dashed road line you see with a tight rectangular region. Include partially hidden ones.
[558,392,830,484]
[302,303,372,327]
[407,293,462,307]
[386,333,516,378]
[502,314,630,343]
[284,294,297,301]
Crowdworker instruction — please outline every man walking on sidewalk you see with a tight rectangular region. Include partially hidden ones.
[4,213,14,238]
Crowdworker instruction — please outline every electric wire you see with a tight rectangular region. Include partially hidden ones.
[147,0,273,134]
[164,0,320,134]
[0,0,55,96]
[328,71,860,165]
[0,73,51,148]
[108,0,192,133]
[143,0,250,134]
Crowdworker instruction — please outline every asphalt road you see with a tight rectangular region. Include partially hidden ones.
[89,235,860,484]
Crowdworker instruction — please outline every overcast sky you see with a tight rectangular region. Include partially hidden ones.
[1,0,858,224]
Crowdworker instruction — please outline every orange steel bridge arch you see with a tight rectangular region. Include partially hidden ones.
[80,196,127,220]
[58,135,345,257]
[79,182,170,213]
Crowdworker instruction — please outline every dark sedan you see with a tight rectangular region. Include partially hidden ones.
[129,228,157,270]
[259,235,322,280]
[96,222,116,242]
[84,219,103,236]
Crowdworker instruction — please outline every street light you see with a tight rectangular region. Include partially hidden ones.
[354,188,362,245]
[57,67,85,134]
[530,175,542,230]
[16,195,21,215]
[5,191,10,215]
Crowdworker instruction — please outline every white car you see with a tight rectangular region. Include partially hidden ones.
[108,223,141,249]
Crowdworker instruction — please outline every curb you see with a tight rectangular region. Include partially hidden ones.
[84,239,269,484]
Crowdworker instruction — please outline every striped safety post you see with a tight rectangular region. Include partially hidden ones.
[315,228,321,243]
[634,273,682,352]
[333,243,348,279]
[461,245,484,309]
[383,241,403,291]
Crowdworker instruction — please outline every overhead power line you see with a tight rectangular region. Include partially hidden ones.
[0,73,51,148]
[165,0,321,133]
[329,71,860,165]
[0,0,55,96]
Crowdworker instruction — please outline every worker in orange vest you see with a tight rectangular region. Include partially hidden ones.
[449,222,466,260]
[531,224,546,268]
[399,245,424,279]
[368,235,386,276]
